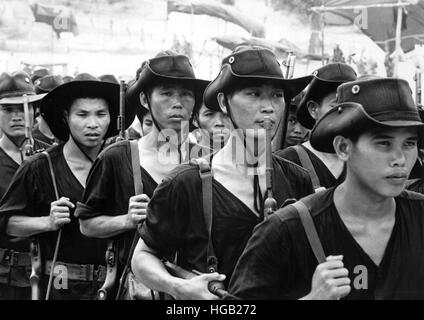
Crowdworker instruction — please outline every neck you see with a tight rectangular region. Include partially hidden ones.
[303,140,339,160]
[63,136,102,163]
[0,133,25,151]
[334,176,396,221]
[148,125,187,150]
[38,117,55,139]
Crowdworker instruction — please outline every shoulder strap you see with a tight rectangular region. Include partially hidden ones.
[42,151,60,201]
[290,200,326,264]
[191,158,217,272]
[130,140,143,195]
[294,145,321,190]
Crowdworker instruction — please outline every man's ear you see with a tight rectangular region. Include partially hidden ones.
[192,117,199,128]
[333,135,350,161]
[217,92,229,115]
[139,92,149,109]
[63,110,69,126]
[307,100,319,120]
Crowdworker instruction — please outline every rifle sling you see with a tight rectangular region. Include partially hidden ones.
[191,158,218,273]
[291,200,326,264]
[294,145,321,190]
[125,140,144,268]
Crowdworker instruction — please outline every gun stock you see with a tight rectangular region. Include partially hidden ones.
[163,260,228,298]
[96,239,118,300]
[29,238,42,300]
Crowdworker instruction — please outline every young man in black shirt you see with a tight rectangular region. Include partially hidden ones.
[276,63,357,189]
[131,46,314,300]
[228,77,424,300]
[0,74,134,299]
[0,71,49,299]
[74,51,209,299]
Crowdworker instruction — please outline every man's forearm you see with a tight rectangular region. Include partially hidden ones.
[7,215,51,237]
[131,240,183,298]
[79,214,134,238]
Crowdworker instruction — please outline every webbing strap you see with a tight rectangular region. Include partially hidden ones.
[294,145,321,190]
[191,158,217,272]
[291,200,326,264]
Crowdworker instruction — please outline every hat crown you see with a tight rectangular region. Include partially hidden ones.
[0,71,36,99]
[35,75,64,94]
[141,54,196,79]
[336,78,420,122]
[222,47,285,78]
[312,63,357,82]
[73,73,99,81]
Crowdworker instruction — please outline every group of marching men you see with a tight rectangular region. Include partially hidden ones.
[1,46,424,300]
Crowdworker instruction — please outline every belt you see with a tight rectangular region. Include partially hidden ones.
[44,260,106,282]
[0,248,31,267]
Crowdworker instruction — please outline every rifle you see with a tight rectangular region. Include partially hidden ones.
[163,260,228,298]
[29,238,42,300]
[116,80,126,141]
[96,240,118,300]
[23,95,43,300]
[414,67,422,108]
[263,116,277,219]
[22,95,34,157]
[280,52,297,149]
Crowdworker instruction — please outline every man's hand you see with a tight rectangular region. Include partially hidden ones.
[174,272,226,300]
[126,194,150,229]
[303,255,351,300]
[48,197,74,231]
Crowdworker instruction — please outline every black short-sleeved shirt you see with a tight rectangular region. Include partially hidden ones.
[228,188,424,300]
[75,140,158,266]
[0,143,106,265]
[0,140,50,200]
[140,156,314,285]
[276,145,345,188]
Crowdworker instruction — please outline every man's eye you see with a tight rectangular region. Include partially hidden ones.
[144,120,152,126]
[182,91,194,97]
[405,140,418,147]
[274,92,284,98]
[161,91,171,96]
[377,141,390,146]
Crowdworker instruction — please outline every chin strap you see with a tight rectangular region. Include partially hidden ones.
[68,133,106,164]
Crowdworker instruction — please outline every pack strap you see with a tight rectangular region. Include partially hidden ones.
[191,158,217,273]
[294,145,321,190]
[291,200,326,264]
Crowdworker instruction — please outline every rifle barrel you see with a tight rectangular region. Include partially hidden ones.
[263,116,277,218]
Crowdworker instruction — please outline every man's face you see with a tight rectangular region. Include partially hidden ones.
[0,103,34,138]
[196,104,231,145]
[141,112,153,136]
[285,109,309,147]
[149,84,195,132]
[66,98,110,148]
[226,84,285,138]
[347,126,419,199]
[308,91,337,122]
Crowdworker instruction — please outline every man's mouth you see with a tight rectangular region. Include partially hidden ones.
[386,172,408,184]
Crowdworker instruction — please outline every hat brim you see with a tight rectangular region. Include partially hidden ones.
[310,102,424,153]
[297,79,345,129]
[41,81,135,141]
[126,68,209,115]
[204,64,312,111]
[0,93,47,105]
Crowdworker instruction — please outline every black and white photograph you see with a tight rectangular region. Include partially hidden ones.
[1,0,424,312]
